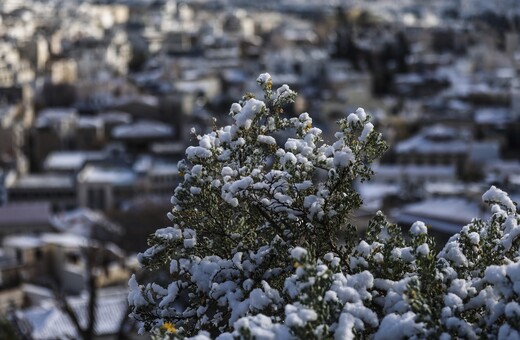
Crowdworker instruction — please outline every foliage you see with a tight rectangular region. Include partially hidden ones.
[0,316,20,339]
[129,74,520,339]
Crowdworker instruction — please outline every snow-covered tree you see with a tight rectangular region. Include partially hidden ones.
[129,74,520,339]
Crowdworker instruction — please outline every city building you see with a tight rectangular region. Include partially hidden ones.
[6,173,76,211]
[0,202,54,239]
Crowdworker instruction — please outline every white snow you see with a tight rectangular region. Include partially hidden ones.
[416,243,430,256]
[230,103,242,114]
[257,135,277,145]
[190,187,201,195]
[282,152,297,166]
[374,312,423,340]
[186,146,213,159]
[233,99,265,130]
[359,122,374,142]
[221,167,234,177]
[128,275,147,307]
[356,108,367,121]
[285,304,318,327]
[256,73,271,84]
[334,313,355,340]
[290,247,307,261]
[482,186,516,212]
[333,150,354,167]
[439,241,468,267]
[347,113,360,125]
[410,221,427,236]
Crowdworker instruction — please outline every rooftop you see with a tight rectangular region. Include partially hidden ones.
[10,174,74,189]
[78,116,103,129]
[112,120,174,139]
[372,164,456,178]
[151,141,186,155]
[357,182,400,212]
[51,208,122,237]
[133,155,178,175]
[19,287,129,339]
[474,107,513,126]
[78,165,136,185]
[39,233,90,248]
[392,197,488,234]
[3,235,44,249]
[43,151,106,172]
[148,163,179,176]
[97,111,132,124]
[395,125,472,155]
[35,108,78,128]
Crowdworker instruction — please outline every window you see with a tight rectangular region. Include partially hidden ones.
[16,249,23,264]
[34,248,43,261]
[66,252,80,265]
[87,187,105,210]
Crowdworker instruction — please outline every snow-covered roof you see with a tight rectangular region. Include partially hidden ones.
[112,120,174,139]
[395,125,471,155]
[424,182,467,196]
[78,116,103,129]
[43,151,106,172]
[51,208,122,237]
[36,233,124,259]
[509,174,520,186]
[40,233,90,248]
[151,141,186,154]
[133,155,178,175]
[357,182,400,212]
[392,198,488,234]
[3,235,44,249]
[485,160,520,176]
[372,164,456,179]
[148,163,178,176]
[469,142,500,163]
[78,165,136,185]
[35,108,77,128]
[11,174,74,189]
[97,111,132,124]
[19,288,129,339]
[474,107,513,126]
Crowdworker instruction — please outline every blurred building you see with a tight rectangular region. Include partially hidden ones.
[5,173,76,211]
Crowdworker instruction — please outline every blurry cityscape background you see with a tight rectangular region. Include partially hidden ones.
[0,0,520,338]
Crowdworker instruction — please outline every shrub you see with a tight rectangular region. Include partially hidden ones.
[129,74,520,339]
